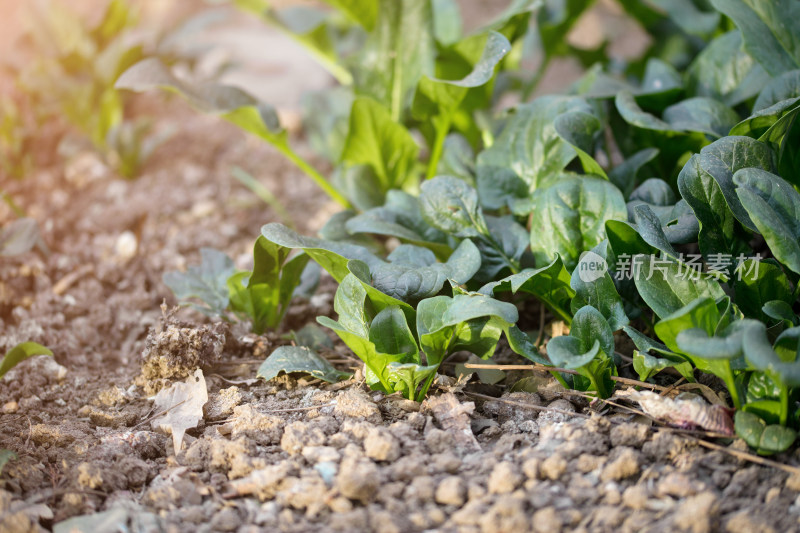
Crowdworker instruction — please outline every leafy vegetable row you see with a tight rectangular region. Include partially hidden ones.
[142,0,800,451]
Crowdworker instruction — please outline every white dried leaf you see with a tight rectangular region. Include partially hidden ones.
[151,369,208,451]
[617,389,733,435]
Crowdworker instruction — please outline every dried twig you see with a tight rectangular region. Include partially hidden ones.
[466,390,800,475]
[463,391,590,419]
[691,438,800,477]
[463,362,671,391]
[132,398,188,430]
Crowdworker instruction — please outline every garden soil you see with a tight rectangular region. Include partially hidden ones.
[3,6,800,533]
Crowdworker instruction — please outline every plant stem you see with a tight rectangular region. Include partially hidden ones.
[0,189,25,217]
[279,145,350,208]
[416,369,439,402]
[722,364,741,409]
[426,118,451,180]
[780,385,789,426]
[521,56,550,101]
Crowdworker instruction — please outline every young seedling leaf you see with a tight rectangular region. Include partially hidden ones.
[735,410,796,456]
[546,305,615,397]
[0,449,17,476]
[0,342,53,380]
[163,248,236,317]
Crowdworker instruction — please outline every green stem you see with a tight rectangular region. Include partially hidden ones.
[279,146,350,208]
[0,189,25,218]
[780,385,789,426]
[416,370,438,402]
[426,117,451,180]
[521,56,551,101]
[722,364,742,409]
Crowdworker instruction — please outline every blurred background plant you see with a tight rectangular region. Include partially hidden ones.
[0,0,171,180]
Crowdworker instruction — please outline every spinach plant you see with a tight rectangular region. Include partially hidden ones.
[163,238,315,334]
[116,1,540,207]
[5,0,158,177]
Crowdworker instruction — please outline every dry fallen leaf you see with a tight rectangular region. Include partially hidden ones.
[151,369,208,452]
[617,389,734,435]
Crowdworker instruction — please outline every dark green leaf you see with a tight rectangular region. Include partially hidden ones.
[361,239,481,303]
[261,223,381,283]
[529,177,626,270]
[609,149,659,199]
[546,305,615,398]
[709,0,800,76]
[369,306,419,360]
[743,323,800,386]
[730,97,800,140]
[419,175,487,238]
[472,215,528,282]
[646,0,720,38]
[505,325,549,365]
[685,31,770,106]
[754,69,800,111]
[553,111,607,177]
[677,136,774,258]
[479,255,575,324]
[635,257,726,320]
[734,168,800,274]
[476,96,600,203]
[345,190,451,257]
[437,134,475,185]
[763,300,798,327]
[257,346,349,383]
[571,246,629,331]
[662,97,740,138]
[615,91,672,131]
[734,259,793,321]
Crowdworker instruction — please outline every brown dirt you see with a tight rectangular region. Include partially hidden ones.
[2,3,800,533]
